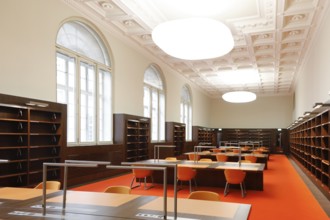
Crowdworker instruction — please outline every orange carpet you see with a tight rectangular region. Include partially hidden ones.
[72,155,329,220]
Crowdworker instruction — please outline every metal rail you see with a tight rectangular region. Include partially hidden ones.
[122,162,178,219]
[42,160,111,215]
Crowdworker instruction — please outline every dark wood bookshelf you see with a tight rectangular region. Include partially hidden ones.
[290,109,330,199]
[0,93,66,187]
[113,114,150,162]
[192,126,216,146]
[165,122,185,156]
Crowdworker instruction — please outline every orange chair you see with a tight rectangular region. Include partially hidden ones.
[130,168,154,190]
[104,186,131,194]
[253,150,262,154]
[244,155,257,163]
[188,191,220,201]
[212,148,222,153]
[177,166,197,192]
[240,160,252,163]
[199,158,212,162]
[224,169,246,197]
[165,157,177,161]
[216,154,228,162]
[232,149,240,153]
[188,154,200,161]
[34,181,61,190]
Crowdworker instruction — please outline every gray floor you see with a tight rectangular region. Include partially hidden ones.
[288,156,330,217]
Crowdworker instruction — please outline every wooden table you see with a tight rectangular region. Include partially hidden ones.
[129,159,265,190]
[0,187,251,219]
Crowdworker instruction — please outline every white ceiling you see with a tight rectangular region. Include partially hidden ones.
[63,0,328,98]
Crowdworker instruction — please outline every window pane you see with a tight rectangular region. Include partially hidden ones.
[80,62,96,142]
[151,89,158,141]
[56,53,77,143]
[144,66,163,90]
[181,85,192,141]
[159,93,165,141]
[98,69,112,142]
[57,21,111,66]
[143,86,150,117]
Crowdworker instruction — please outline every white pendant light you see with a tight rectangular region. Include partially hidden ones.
[222,91,256,103]
[152,17,234,60]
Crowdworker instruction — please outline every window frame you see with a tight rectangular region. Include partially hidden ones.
[56,19,113,146]
[180,85,193,141]
[143,64,166,143]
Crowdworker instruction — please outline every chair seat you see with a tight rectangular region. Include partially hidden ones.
[104,186,131,194]
[188,191,220,201]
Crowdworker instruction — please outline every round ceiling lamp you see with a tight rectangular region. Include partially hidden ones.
[222,91,257,103]
[152,17,234,60]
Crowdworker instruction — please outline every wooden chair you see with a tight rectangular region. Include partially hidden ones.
[199,158,212,162]
[224,169,246,197]
[130,168,154,190]
[104,186,131,194]
[165,157,177,161]
[34,181,61,190]
[245,155,257,163]
[216,154,228,162]
[188,191,220,201]
[188,154,200,161]
[177,166,197,192]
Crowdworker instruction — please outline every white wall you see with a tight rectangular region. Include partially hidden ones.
[209,95,293,128]
[294,4,330,119]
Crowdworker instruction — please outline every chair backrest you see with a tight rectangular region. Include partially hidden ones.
[188,154,200,161]
[224,169,246,184]
[199,158,212,162]
[245,155,257,163]
[212,149,222,153]
[132,168,153,178]
[34,181,61,190]
[104,186,131,194]
[188,191,220,201]
[201,150,211,154]
[177,166,196,181]
[232,149,240,153]
[216,154,228,162]
[165,157,177,161]
[240,160,252,163]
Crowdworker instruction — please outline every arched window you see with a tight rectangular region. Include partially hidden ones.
[143,65,165,142]
[181,85,192,141]
[56,20,112,145]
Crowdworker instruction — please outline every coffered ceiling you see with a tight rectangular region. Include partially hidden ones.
[63,0,328,98]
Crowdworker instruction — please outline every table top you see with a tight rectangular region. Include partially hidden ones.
[0,187,251,220]
[126,159,265,171]
[185,151,269,158]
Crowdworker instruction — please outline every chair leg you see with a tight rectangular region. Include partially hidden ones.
[143,176,154,190]
[240,182,246,197]
[130,177,141,189]
[224,182,229,196]
[189,180,192,193]
[193,178,197,189]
